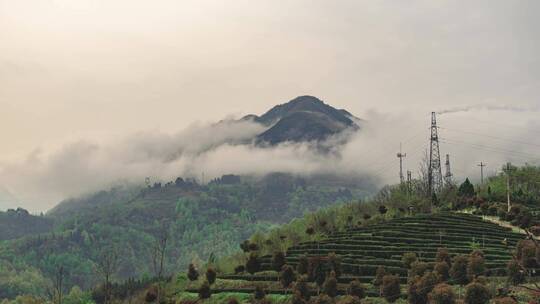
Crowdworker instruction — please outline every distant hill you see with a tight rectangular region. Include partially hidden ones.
[244,96,360,145]
[0,208,53,240]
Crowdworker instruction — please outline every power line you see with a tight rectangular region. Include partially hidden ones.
[439,126,540,149]
[439,138,540,162]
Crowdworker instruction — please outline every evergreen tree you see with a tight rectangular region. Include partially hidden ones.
[458,178,475,197]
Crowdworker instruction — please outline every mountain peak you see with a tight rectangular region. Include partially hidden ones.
[253,96,359,145]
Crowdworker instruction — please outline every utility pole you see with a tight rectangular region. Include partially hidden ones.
[503,163,513,212]
[477,162,486,184]
[444,154,453,186]
[407,170,412,193]
[397,143,406,184]
[428,112,443,205]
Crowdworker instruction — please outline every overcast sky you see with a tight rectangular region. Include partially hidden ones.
[1,0,539,211]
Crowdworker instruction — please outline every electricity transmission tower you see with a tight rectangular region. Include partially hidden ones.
[397,143,406,184]
[444,154,453,186]
[477,162,486,184]
[428,112,443,198]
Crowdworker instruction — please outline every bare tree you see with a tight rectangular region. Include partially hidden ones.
[52,265,65,304]
[152,224,169,304]
[95,247,119,304]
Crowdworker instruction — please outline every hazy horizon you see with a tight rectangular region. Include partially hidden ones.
[1,0,539,211]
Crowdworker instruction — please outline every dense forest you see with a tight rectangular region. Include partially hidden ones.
[0,173,371,300]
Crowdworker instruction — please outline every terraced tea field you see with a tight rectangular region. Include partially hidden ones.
[207,212,527,296]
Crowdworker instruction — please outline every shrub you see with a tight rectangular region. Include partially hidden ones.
[373,266,386,286]
[145,285,157,303]
[246,253,261,274]
[450,255,469,285]
[381,274,401,303]
[198,281,211,299]
[227,297,240,304]
[322,271,338,298]
[254,284,266,300]
[293,275,311,301]
[467,254,485,280]
[379,205,388,215]
[280,264,296,289]
[506,259,525,285]
[327,252,342,278]
[308,257,327,288]
[409,261,430,279]
[516,240,538,268]
[291,291,307,304]
[346,280,365,299]
[428,283,456,304]
[402,252,418,269]
[206,267,217,285]
[464,282,490,304]
[434,262,450,282]
[529,225,540,236]
[436,248,451,266]
[492,297,517,304]
[297,255,309,275]
[310,295,332,304]
[187,263,199,281]
[272,251,286,272]
[363,214,371,220]
[408,271,440,304]
[234,265,245,274]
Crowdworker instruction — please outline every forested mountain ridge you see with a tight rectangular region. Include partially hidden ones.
[0,173,370,297]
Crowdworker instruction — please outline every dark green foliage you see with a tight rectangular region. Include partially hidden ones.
[506,260,524,285]
[279,264,296,289]
[246,253,261,274]
[198,281,211,299]
[464,282,490,304]
[434,262,450,282]
[428,283,456,304]
[450,255,469,285]
[272,251,286,272]
[206,267,217,285]
[373,266,386,286]
[458,178,475,197]
[408,271,440,304]
[402,252,418,269]
[0,208,53,241]
[310,294,333,304]
[378,205,388,215]
[187,264,199,281]
[307,256,326,287]
[296,255,309,275]
[234,265,245,274]
[381,274,401,303]
[253,284,266,300]
[322,271,338,298]
[346,279,365,299]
